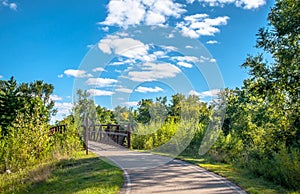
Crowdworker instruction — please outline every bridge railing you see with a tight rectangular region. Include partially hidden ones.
[82,123,131,154]
[48,125,66,136]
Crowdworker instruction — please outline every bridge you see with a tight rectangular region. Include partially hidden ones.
[81,124,131,155]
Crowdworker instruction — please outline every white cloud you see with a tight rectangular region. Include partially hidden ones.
[0,75,3,79]
[189,89,221,98]
[199,55,216,63]
[209,58,217,62]
[9,2,16,10]
[185,45,194,49]
[101,0,186,28]
[115,87,133,93]
[177,61,193,68]
[177,14,230,38]
[54,102,73,115]
[64,69,92,78]
[87,44,95,49]
[86,78,118,87]
[188,0,266,9]
[50,95,63,101]
[122,101,138,106]
[98,36,149,59]
[189,90,201,96]
[200,89,221,97]
[57,74,64,78]
[206,40,218,44]
[127,62,181,82]
[135,86,163,93]
[2,1,17,10]
[172,55,199,68]
[110,59,136,66]
[102,26,109,32]
[160,45,178,52]
[172,56,199,63]
[87,89,115,96]
[92,67,105,72]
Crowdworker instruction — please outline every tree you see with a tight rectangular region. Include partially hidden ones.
[169,93,185,121]
[242,0,300,149]
[136,99,153,124]
[73,89,97,126]
[0,77,55,136]
[96,105,115,124]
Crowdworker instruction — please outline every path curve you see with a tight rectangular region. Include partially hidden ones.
[88,141,246,194]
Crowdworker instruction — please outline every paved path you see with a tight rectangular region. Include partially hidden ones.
[88,141,247,194]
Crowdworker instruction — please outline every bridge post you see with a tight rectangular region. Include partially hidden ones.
[83,118,88,155]
[127,124,131,149]
[116,125,120,145]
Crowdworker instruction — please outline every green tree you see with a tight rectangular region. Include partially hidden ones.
[136,99,153,124]
[242,0,300,149]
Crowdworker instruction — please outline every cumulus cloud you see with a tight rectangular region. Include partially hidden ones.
[172,56,199,63]
[54,102,73,115]
[200,89,221,97]
[187,0,266,9]
[92,67,105,72]
[122,101,138,106]
[87,89,115,96]
[177,61,193,68]
[87,44,95,49]
[189,90,201,96]
[86,78,118,87]
[189,89,221,98]
[57,74,64,78]
[101,0,186,28]
[206,40,218,44]
[172,55,199,68]
[115,87,133,93]
[135,86,163,93]
[2,1,17,11]
[110,59,136,66]
[64,69,92,78]
[127,62,181,82]
[50,95,63,101]
[98,35,149,59]
[185,45,194,49]
[199,55,217,63]
[177,14,230,38]
[0,75,3,79]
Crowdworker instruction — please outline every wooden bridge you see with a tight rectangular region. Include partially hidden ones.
[82,124,131,154]
[49,123,131,154]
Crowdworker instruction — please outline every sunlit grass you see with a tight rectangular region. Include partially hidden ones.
[0,151,123,194]
[176,154,299,194]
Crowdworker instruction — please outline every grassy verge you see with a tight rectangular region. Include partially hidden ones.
[139,149,298,194]
[0,151,124,194]
[176,154,295,194]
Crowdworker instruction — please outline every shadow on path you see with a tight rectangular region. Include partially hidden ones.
[89,141,247,194]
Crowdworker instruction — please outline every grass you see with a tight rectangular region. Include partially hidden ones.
[139,149,299,194]
[0,151,124,194]
[176,154,294,194]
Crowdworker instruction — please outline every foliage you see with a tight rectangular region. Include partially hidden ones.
[0,77,81,175]
[0,151,123,194]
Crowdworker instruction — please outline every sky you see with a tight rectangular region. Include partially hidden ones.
[0,0,275,122]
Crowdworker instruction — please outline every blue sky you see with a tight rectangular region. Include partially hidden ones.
[0,0,275,122]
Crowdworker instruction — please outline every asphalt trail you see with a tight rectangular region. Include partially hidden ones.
[88,141,247,194]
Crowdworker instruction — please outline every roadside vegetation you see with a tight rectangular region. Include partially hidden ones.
[0,151,123,194]
[0,0,298,193]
